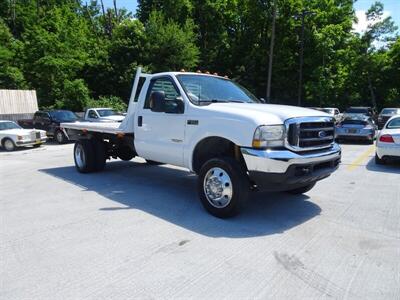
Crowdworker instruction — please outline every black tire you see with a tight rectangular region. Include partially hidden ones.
[92,139,107,171]
[2,138,16,151]
[375,153,385,165]
[286,182,316,195]
[198,157,250,218]
[145,159,163,165]
[117,145,135,161]
[74,139,95,173]
[55,130,66,144]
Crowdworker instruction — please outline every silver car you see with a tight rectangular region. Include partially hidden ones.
[335,115,377,144]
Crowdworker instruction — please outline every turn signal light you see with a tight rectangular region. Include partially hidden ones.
[252,139,267,148]
[379,135,394,143]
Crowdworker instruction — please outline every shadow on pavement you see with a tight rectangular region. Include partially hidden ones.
[40,161,321,238]
[365,157,400,174]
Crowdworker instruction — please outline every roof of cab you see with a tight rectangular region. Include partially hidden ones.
[148,71,228,80]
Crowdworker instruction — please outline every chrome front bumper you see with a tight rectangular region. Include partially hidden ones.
[241,143,341,174]
[16,137,47,146]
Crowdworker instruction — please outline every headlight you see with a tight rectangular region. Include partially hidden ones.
[252,125,285,148]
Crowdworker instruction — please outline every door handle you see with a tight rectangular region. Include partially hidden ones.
[138,116,143,127]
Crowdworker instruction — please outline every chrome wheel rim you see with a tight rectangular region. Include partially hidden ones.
[75,144,85,169]
[4,140,14,151]
[56,132,63,143]
[203,167,233,208]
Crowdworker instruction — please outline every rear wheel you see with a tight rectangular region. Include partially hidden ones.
[375,153,385,165]
[198,157,249,218]
[74,140,95,173]
[286,182,316,195]
[92,139,107,171]
[2,138,16,151]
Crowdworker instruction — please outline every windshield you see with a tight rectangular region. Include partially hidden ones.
[0,121,21,130]
[345,108,369,114]
[98,109,117,117]
[381,108,400,115]
[50,111,77,121]
[177,75,260,104]
[386,117,400,129]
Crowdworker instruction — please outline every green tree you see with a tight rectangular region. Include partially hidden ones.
[143,11,199,72]
[0,19,26,88]
[21,4,97,107]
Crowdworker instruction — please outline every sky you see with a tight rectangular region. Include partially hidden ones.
[103,0,399,33]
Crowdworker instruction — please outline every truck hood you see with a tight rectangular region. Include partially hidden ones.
[202,103,330,124]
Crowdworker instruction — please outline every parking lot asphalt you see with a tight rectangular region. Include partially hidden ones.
[1,142,399,299]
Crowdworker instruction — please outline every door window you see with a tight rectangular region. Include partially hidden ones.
[88,110,98,118]
[145,77,180,109]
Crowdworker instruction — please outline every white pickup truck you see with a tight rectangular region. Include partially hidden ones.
[84,108,125,122]
[62,68,341,218]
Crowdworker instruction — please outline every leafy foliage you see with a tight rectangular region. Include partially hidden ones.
[0,0,398,111]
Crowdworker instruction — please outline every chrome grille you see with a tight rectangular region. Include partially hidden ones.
[285,117,335,151]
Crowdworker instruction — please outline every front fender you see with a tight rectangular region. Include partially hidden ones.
[184,115,258,171]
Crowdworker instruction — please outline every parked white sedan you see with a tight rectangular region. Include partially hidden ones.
[0,120,47,151]
[375,115,400,164]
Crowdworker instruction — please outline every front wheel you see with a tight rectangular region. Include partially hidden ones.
[55,130,66,144]
[198,157,249,218]
[2,138,16,151]
[286,182,316,195]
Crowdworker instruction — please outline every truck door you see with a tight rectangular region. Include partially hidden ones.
[134,76,186,166]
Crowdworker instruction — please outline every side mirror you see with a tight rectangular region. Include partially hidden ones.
[165,96,184,114]
[150,91,166,112]
[260,98,266,103]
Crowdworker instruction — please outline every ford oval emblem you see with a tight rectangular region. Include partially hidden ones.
[318,131,327,138]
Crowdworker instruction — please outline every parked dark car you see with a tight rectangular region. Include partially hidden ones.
[18,110,78,143]
[335,114,377,144]
[344,106,377,122]
[377,108,400,129]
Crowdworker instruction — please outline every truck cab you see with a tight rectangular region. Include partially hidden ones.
[62,68,341,218]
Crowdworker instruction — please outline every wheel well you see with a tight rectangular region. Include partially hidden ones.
[192,137,246,174]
